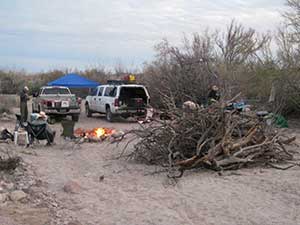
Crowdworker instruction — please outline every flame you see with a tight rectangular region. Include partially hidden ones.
[95,128,105,138]
[74,127,115,139]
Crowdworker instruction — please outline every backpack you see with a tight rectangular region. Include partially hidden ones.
[0,129,14,141]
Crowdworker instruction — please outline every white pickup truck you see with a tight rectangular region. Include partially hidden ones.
[32,86,81,121]
[85,82,150,121]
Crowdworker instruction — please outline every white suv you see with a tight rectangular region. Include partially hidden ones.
[85,82,150,121]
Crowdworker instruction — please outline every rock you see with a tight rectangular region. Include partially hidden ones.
[84,172,91,177]
[0,193,7,203]
[4,182,14,190]
[9,190,27,202]
[111,130,125,138]
[99,175,104,182]
[0,112,12,121]
[63,180,82,194]
[183,101,199,110]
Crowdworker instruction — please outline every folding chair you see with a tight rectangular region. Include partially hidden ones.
[26,122,54,145]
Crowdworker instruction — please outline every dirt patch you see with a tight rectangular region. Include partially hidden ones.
[1,113,300,225]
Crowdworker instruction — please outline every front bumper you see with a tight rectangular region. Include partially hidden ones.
[44,108,81,115]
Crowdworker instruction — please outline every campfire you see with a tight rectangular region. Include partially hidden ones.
[74,127,115,142]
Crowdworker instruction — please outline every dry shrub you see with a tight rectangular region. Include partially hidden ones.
[0,95,18,114]
[271,73,300,114]
[143,33,219,109]
[142,21,270,110]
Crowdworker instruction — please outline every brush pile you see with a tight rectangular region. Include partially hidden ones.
[126,98,298,177]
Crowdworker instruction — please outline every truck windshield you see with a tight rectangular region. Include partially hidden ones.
[43,88,71,95]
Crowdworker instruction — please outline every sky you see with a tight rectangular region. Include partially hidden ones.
[0,0,285,73]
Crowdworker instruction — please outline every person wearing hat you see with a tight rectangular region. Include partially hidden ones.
[38,111,48,121]
[30,111,48,122]
[30,111,55,145]
[20,86,30,123]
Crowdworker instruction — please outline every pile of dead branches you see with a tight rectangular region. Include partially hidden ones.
[125,98,297,177]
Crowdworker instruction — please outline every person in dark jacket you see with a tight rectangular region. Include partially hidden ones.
[20,86,29,123]
[207,85,220,105]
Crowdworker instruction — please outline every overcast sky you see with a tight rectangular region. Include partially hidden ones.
[0,0,285,72]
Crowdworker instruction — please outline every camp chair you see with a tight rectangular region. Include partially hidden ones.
[26,121,55,145]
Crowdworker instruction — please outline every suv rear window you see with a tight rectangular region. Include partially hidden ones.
[42,88,71,95]
[119,87,148,107]
[119,87,146,98]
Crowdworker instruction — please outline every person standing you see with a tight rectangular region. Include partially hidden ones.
[20,86,29,123]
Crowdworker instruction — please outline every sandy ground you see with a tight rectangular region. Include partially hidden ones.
[1,108,300,225]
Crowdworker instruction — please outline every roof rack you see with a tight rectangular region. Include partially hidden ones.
[107,80,125,85]
[106,80,136,85]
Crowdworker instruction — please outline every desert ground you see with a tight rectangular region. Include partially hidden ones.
[1,103,300,225]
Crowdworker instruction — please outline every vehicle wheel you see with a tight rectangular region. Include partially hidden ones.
[85,104,92,117]
[106,107,114,122]
[72,114,79,122]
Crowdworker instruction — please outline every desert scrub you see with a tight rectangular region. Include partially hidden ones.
[0,94,18,114]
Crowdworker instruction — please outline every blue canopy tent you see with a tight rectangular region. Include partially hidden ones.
[47,73,100,88]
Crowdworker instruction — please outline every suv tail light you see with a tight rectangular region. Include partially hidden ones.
[114,98,120,107]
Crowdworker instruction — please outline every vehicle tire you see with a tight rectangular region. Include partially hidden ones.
[72,114,79,122]
[85,104,92,117]
[106,107,114,122]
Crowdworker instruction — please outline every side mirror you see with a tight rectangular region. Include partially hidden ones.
[33,92,38,97]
